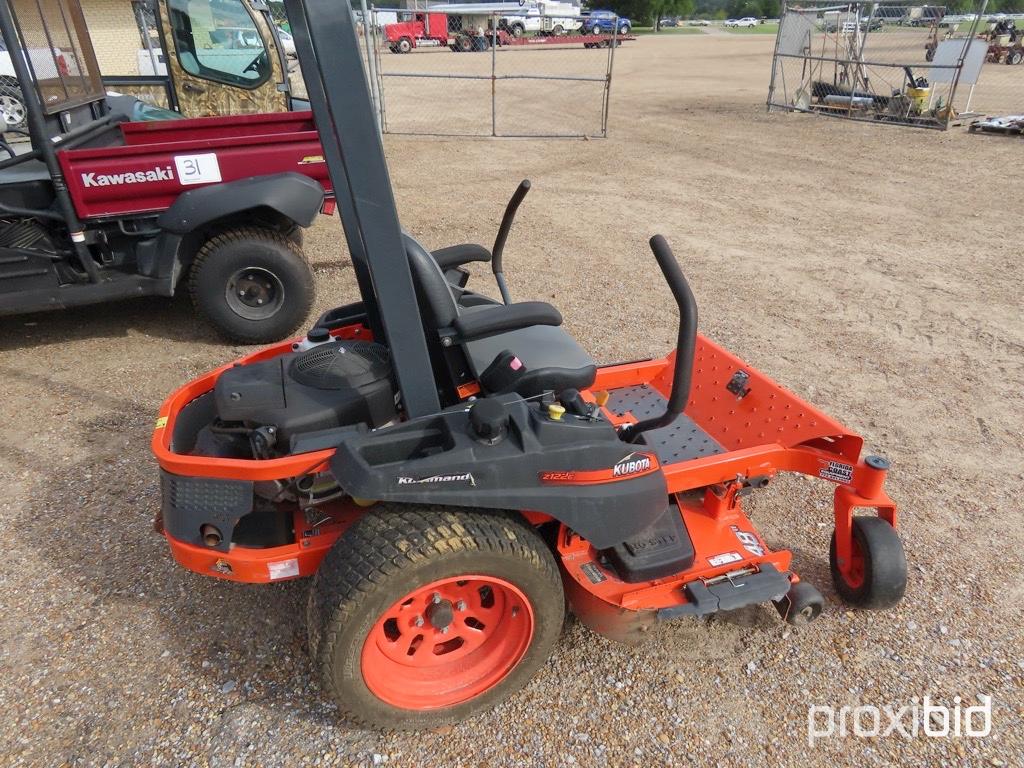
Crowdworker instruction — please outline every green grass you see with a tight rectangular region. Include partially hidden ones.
[722,22,779,34]
[633,26,707,35]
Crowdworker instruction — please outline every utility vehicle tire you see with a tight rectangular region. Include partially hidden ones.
[457,35,474,52]
[552,24,564,35]
[308,506,565,730]
[510,23,525,37]
[773,580,824,625]
[0,85,27,131]
[829,516,907,610]
[1008,50,1023,65]
[397,37,412,53]
[189,227,314,344]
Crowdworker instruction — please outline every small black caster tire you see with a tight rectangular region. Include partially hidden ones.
[773,580,823,625]
[829,516,907,610]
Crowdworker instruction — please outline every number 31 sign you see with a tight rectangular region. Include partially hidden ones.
[174,153,222,186]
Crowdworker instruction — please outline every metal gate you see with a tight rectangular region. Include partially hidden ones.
[366,8,622,138]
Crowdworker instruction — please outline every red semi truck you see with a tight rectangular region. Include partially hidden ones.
[385,12,451,52]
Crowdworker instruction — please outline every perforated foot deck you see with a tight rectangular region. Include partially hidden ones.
[605,384,724,464]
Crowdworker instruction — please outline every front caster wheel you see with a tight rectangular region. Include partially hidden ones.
[188,227,314,344]
[829,516,907,609]
[308,506,565,729]
[773,580,823,625]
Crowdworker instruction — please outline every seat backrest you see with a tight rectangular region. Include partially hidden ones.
[403,232,460,328]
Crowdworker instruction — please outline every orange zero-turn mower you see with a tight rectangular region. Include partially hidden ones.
[151,0,907,730]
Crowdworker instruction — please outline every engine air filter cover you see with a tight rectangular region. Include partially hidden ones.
[213,340,396,446]
[290,340,392,390]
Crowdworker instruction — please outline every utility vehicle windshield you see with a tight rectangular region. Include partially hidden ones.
[167,0,271,88]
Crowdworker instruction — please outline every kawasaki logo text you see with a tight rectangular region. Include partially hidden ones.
[81,166,174,188]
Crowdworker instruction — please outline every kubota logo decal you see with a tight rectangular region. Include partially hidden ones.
[81,166,174,188]
[539,451,659,485]
[612,453,652,477]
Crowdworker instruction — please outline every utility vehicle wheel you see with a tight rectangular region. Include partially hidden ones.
[397,37,412,54]
[457,35,474,52]
[829,516,907,609]
[0,85,27,131]
[189,227,314,344]
[773,581,824,625]
[510,23,525,37]
[552,24,564,35]
[1008,50,1023,65]
[308,506,565,729]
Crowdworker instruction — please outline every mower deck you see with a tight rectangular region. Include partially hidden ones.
[154,322,896,624]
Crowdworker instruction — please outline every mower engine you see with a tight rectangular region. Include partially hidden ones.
[192,338,397,460]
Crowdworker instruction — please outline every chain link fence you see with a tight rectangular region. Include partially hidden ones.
[365,8,627,137]
[767,1,1003,129]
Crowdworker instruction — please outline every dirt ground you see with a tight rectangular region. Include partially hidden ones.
[2,33,1023,767]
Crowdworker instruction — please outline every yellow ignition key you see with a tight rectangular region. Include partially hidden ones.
[547,403,566,421]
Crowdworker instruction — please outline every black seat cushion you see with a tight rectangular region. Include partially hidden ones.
[460,306,596,395]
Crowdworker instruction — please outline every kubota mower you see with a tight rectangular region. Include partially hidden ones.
[153,0,907,729]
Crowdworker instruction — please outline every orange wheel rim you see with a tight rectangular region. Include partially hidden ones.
[360,575,534,710]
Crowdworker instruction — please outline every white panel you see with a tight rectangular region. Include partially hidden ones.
[928,38,988,85]
[778,11,817,57]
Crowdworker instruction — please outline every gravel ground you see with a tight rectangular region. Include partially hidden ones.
[2,33,1023,767]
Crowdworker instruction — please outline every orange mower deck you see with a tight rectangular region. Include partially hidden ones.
[154,323,896,629]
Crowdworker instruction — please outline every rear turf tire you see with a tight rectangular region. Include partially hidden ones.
[829,516,907,609]
[308,506,565,730]
[188,227,314,344]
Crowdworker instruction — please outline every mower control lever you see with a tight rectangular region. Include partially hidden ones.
[491,180,531,305]
[622,235,698,443]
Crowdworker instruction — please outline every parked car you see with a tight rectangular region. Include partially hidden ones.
[275,26,296,57]
[583,10,631,35]
[689,18,710,26]
[0,37,71,131]
[660,17,679,27]
[724,17,758,28]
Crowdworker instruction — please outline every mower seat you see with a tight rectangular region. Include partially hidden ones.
[404,235,596,396]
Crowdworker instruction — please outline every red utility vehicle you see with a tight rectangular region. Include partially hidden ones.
[0,0,331,343]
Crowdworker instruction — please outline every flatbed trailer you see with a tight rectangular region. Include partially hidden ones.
[448,29,635,51]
